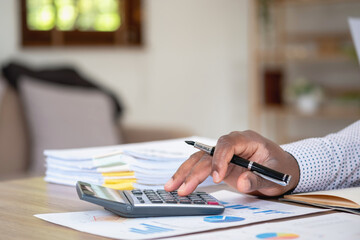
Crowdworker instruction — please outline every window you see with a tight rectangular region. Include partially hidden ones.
[21,0,142,46]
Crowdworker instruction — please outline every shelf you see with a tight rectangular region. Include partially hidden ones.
[285,32,352,43]
[263,104,360,120]
[252,0,360,142]
[273,0,360,6]
[258,50,354,64]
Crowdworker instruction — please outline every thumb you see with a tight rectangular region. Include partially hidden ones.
[237,171,273,193]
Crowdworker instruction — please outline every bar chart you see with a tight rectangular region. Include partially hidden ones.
[129,223,174,235]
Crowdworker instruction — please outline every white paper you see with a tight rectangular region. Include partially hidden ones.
[44,145,123,161]
[44,137,215,161]
[34,190,329,240]
[44,137,217,187]
[170,212,360,240]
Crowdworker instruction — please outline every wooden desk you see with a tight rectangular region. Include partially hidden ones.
[0,177,331,240]
[0,177,236,239]
[0,177,109,239]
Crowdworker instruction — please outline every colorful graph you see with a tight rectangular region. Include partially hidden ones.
[129,223,174,235]
[203,215,245,223]
[225,204,260,210]
[256,232,299,239]
[225,204,292,215]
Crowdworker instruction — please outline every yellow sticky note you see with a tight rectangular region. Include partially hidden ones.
[103,181,135,190]
[101,171,135,177]
[104,178,137,184]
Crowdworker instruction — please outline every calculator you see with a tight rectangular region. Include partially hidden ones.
[76,181,225,218]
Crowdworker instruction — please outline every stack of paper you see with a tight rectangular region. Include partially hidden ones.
[44,137,217,190]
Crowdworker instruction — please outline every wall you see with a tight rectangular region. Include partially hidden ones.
[0,0,250,139]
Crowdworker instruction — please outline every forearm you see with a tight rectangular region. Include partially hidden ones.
[281,120,360,193]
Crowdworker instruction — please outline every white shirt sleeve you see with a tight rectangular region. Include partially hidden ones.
[281,120,360,193]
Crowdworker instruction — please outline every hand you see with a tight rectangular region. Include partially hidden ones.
[164,130,300,197]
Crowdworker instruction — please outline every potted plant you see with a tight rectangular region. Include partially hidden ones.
[287,77,323,114]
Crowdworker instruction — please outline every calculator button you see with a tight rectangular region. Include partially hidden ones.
[189,196,202,200]
[159,194,173,197]
[165,200,177,204]
[145,193,158,196]
[139,200,145,203]
[136,197,143,200]
[148,197,161,201]
[161,196,175,201]
[156,190,167,194]
[146,194,158,197]
[143,190,155,194]
[159,193,172,197]
[131,190,143,195]
[150,200,163,203]
[146,193,156,196]
[207,201,219,205]
[194,191,206,194]
[193,200,206,204]
[161,197,175,201]
[178,196,189,200]
[179,200,192,204]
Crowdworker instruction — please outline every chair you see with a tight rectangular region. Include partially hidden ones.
[0,62,191,179]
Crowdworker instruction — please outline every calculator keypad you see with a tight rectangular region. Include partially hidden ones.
[130,189,220,205]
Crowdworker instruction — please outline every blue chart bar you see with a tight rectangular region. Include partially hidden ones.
[225,204,290,214]
[254,210,291,214]
[225,204,260,210]
[203,216,245,223]
[254,210,275,214]
[225,204,245,209]
[234,206,249,209]
[129,223,174,235]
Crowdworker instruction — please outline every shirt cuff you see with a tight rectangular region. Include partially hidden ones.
[281,138,333,193]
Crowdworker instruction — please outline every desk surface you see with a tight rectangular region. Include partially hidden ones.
[0,177,331,240]
[0,177,236,239]
[0,177,111,239]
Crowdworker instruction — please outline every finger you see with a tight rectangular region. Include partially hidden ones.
[177,154,213,196]
[212,134,240,183]
[164,151,205,192]
[213,131,266,184]
[236,171,276,194]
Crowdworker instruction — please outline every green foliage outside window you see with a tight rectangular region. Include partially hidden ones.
[27,0,121,32]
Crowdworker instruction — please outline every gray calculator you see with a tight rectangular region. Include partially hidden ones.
[76,181,224,218]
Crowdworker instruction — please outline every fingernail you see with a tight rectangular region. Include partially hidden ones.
[213,171,220,183]
[178,182,186,192]
[165,178,173,189]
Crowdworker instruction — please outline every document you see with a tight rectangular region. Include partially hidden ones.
[35,190,329,240]
[170,212,360,240]
[44,136,217,189]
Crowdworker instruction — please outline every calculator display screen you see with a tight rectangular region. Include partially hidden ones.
[90,185,126,203]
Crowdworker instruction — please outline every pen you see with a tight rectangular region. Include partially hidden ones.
[185,141,291,186]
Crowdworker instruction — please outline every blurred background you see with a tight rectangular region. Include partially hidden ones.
[0,0,359,180]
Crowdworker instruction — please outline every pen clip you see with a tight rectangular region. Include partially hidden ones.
[252,171,289,186]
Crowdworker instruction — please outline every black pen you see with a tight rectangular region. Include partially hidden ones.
[185,141,291,186]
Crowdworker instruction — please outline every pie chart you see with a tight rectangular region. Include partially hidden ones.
[203,216,245,223]
[256,232,299,239]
